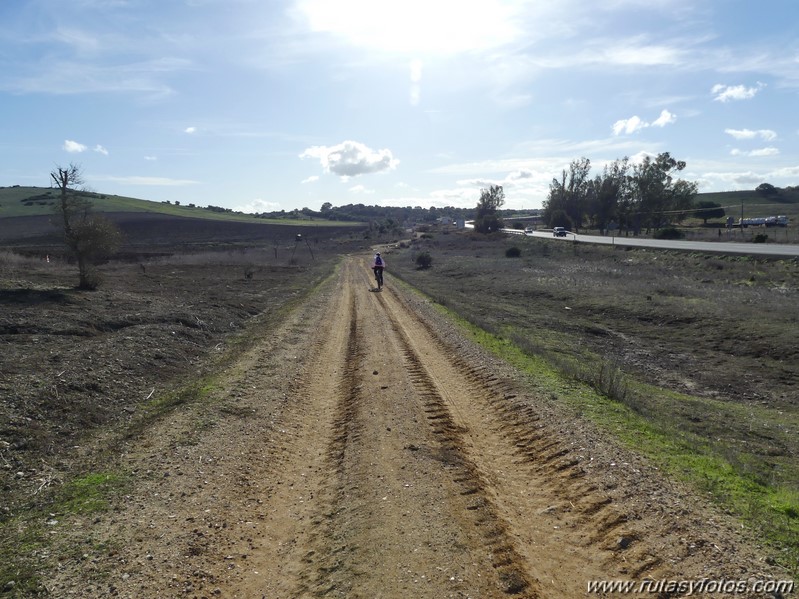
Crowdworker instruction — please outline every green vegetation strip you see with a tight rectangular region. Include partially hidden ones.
[57,472,129,515]
[397,278,799,576]
[0,471,129,593]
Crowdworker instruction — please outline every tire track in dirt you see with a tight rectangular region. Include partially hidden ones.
[297,259,542,597]
[299,286,365,595]
[223,267,359,598]
[378,294,538,596]
[376,277,672,596]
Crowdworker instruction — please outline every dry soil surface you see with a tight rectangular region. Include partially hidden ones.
[47,256,785,598]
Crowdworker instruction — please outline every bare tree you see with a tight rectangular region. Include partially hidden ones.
[51,164,122,289]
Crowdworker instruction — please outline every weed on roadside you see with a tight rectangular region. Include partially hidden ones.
[0,470,128,595]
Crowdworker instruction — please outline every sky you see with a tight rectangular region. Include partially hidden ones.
[1,0,799,213]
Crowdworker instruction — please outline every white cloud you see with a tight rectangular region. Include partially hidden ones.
[507,169,533,181]
[63,139,87,153]
[300,140,399,179]
[234,198,281,214]
[749,147,780,157]
[379,173,550,209]
[612,115,645,135]
[348,184,374,194]
[651,109,676,127]
[599,39,685,67]
[428,186,483,207]
[457,178,500,188]
[693,165,799,191]
[6,58,180,99]
[144,155,157,161]
[184,126,197,134]
[724,128,777,141]
[769,165,799,178]
[712,82,765,102]
[455,166,548,203]
[301,175,319,184]
[613,109,676,135]
[491,92,533,109]
[730,147,779,157]
[63,141,108,155]
[375,186,483,209]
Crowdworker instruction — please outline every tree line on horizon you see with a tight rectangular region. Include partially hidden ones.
[255,202,475,224]
[542,152,701,235]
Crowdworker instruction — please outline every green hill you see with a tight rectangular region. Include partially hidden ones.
[697,188,799,221]
[1,186,173,218]
[0,186,359,227]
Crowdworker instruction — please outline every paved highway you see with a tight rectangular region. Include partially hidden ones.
[505,228,799,257]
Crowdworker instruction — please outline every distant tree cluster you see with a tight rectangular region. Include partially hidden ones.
[756,183,778,197]
[542,152,699,234]
[753,182,799,202]
[256,203,472,226]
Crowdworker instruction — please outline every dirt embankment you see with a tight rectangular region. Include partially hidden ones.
[39,256,786,598]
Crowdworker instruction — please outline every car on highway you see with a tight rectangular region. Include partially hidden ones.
[553,227,568,237]
[524,227,534,235]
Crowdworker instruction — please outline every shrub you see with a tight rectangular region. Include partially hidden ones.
[654,227,684,240]
[416,251,433,269]
[753,233,768,243]
[505,246,521,258]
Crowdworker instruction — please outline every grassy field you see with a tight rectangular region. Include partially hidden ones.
[683,188,799,243]
[0,186,360,226]
[699,188,799,218]
[389,230,799,574]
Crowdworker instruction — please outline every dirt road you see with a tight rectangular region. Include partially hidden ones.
[50,256,781,598]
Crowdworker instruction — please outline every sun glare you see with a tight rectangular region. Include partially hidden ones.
[298,0,519,55]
